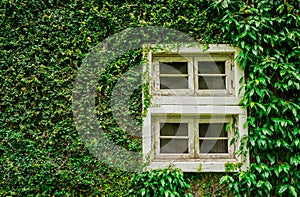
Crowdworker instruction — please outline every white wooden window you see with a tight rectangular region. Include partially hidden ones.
[152,55,236,96]
[150,45,243,97]
[152,56,194,95]
[142,44,249,172]
[153,115,235,160]
[194,55,234,95]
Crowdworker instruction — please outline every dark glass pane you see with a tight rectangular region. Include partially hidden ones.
[198,62,225,74]
[198,76,225,89]
[160,77,188,89]
[160,62,188,74]
[199,140,228,153]
[160,123,188,136]
[160,139,188,153]
[199,123,227,137]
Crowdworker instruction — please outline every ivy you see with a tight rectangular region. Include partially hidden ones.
[211,0,300,196]
[1,0,299,196]
[128,165,192,197]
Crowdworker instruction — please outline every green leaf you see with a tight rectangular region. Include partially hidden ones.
[249,32,257,40]
[289,186,297,197]
[236,28,248,40]
[278,185,288,194]
[141,188,146,196]
[276,4,285,14]
[257,180,264,187]
[256,103,266,112]
[280,69,286,76]
[264,181,272,191]
[256,155,261,163]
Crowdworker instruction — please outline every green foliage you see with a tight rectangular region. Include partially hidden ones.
[129,165,192,197]
[225,162,243,173]
[96,51,144,152]
[1,0,299,196]
[209,0,300,196]
[0,0,216,195]
[187,173,229,197]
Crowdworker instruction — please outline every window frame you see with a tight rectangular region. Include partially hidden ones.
[150,47,242,97]
[142,44,249,172]
[194,55,234,96]
[196,115,234,159]
[143,106,248,172]
[153,115,235,160]
[153,116,194,160]
[152,56,194,95]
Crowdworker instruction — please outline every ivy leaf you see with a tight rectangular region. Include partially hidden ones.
[289,186,297,197]
[256,103,266,112]
[264,181,272,191]
[257,180,264,188]
[278,185,288,194]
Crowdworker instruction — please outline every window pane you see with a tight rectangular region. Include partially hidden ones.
[160,62,188,74]
[160,77,188,89]
[160,139,188,153]
[198,76,225,89]
[199,123,227,137]
[198,62,225,74]
[160,123,188,136]
[199,140,228,153]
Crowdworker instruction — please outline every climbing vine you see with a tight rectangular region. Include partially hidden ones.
[209,0,300,196]
[1,0,299,196]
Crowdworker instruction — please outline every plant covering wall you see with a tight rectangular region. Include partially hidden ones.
[1,0,299,196]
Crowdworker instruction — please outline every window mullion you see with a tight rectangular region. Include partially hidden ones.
[229,117,235,158]
[154,118,160,159]
[188,58,194,93]
[193,118,199,158]
[187,118,193,158]
[153,62,159,92]
[226,58,234,95]
[193,57,198,93]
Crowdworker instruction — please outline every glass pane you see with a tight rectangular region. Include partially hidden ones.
[199,123,227,137]
[160,62,188,74]
[160,77,188,89]
[160,123,188,136]
[198,61,225,74]
[198,76,225,89]
[160,139,188,153]
[199,140,228,153]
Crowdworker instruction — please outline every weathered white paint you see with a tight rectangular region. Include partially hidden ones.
[142,44,249,172]
[148,161,245,172]
[149,105,245,115]
[152,96,241,105]
[146,44,238,54]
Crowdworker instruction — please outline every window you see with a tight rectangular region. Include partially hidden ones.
[153,115,234,158]
[152,56,193,95]
[152,53,236,96]
[143,44,249,172]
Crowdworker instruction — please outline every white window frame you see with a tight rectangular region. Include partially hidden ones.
[154,116,193,160]
[194,55,234,96]
[196,115,234,159]
[143,106,248,172]
[149,45,243,98]
[142,44,249,172]
[153,56,194,95]
[153,115,235,160]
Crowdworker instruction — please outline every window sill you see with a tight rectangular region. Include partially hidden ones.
[147,160,249,172]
